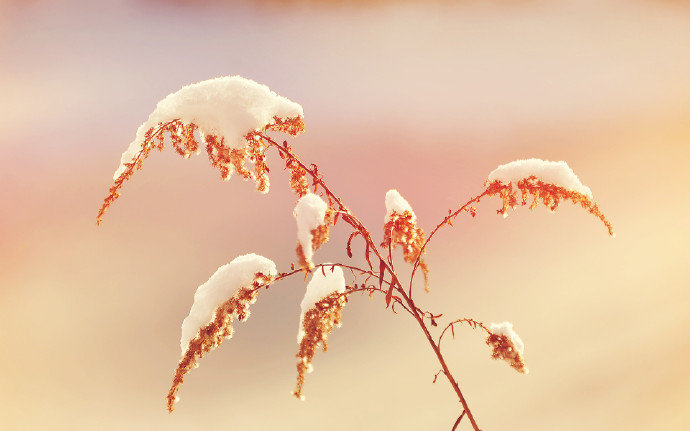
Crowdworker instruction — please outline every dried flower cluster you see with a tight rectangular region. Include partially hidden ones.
[294,291,348,400]
[287,159,310,196]
[166,271,275,412]
[382,212,429,289]
[97,116,303,225]
[486,322,528,374]
[382,190,429,291]
[485,175,614,236]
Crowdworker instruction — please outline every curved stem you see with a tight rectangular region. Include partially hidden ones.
[270,263,421,319]
[438,318,491,353]
[408,190,490,294]
[260,134,347,212]
[395,283,481,430]
[452,411,466,431]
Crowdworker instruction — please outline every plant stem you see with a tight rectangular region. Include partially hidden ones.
[394,282,481,430]
[263,134,481,430]
[354,223,482,429]
[452,411,467,431]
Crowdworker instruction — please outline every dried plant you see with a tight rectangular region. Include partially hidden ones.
[97,76,614,430]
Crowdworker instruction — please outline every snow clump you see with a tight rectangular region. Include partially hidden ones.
[294,193,329,268]
[385,189,416,222]
[298,265,346,342]
[115,75,303,179]
[487,158,592,198]
[180,253,277,353]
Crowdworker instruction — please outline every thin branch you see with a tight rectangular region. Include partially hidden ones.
[261,134,346,212]
[387,224,395,270]
[265,263,423,319]
[451,411,467,431]
[408,191,489,293]
[343,285,414,316]
[438,318,491,352]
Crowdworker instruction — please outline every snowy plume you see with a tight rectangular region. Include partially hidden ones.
[299,265,346,330]
[487,158,592,198]
[294,266,347,400]
[489,322,525,354]
[294,193,331,271]
[382,189,429,291]
[485,158,614,236]
[97,76,304,225]
[180,253,277,353]
[167,253,277,411]
[115,76,303,180]
[486,321,528,374]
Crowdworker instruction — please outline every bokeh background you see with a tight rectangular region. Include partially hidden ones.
[1,0,689,429]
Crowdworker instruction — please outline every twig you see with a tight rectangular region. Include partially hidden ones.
[451,411,466,431]
[408,191,489,293]
[438,318,491,352]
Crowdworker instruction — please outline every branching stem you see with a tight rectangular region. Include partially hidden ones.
[260,134,482,430]
[408,190,490,294]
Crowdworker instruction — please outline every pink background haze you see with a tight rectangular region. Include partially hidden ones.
[1,1,689,429]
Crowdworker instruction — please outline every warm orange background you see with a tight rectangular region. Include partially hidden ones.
[1,1,689,430]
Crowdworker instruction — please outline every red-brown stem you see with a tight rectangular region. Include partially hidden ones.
[438,318,491,352]
[260,135,481,430]
[394,282,481,430]
[452,411,467,431]
[260,134,347,212]
[409,190,490,294]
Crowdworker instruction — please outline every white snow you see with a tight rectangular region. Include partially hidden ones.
[114,75,304,179]
[489,321,525,355]
[297,265,346,342]
[293,193,329,264]
[487,158,593,198]
[180,253,277,354]
[385,189,416,222]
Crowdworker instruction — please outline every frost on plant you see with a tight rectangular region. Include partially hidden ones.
[166,253,277,412]
[486,322,528,374]
[381,189,430,291]
[294,266,347,400]
[96,76,304,225]
[294,193,333,271]
[97,76,615,430]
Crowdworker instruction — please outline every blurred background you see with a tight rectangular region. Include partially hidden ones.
[1,0,689,429]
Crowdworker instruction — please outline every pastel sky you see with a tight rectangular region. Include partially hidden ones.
[1,1,689,430]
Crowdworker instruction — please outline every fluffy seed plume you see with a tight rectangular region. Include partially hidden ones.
[381,189,430,291]
[294,193,333,271]
[97,76,305,225]
[294,265,347,400]
[485,158,614,236]
[167,253,277,412]
[486,322,528,374]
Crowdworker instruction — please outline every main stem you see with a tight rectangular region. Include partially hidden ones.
[394,282,481,430]
[264,135,481,430]
[338,212,482,430]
